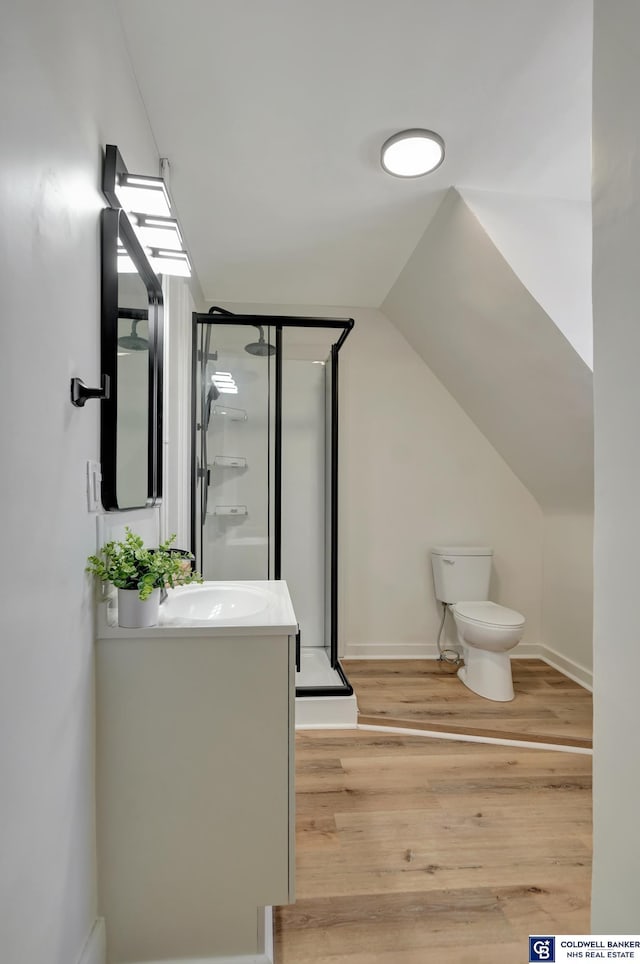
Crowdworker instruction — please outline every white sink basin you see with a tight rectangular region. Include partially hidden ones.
[162,583,274,623]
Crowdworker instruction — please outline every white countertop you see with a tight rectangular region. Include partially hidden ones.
[96,580,298,639]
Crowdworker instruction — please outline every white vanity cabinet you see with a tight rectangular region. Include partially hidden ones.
[95,583,296,964]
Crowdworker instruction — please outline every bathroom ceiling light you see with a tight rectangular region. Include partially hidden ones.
[115,173,172,217]
[148,248,192,278]
[380,129,445,178]
[131,214,183,251]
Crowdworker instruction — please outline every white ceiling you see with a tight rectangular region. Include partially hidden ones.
[116,0,592,307]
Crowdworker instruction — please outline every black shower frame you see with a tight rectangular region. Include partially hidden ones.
[190,312,354,697]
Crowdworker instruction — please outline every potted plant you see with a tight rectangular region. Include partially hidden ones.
[87,527,203,628]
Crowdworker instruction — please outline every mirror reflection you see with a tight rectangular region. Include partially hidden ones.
[100,206,163,510]
[116,283,149,507]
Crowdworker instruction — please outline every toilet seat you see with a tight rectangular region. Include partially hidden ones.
[453,600,525,630]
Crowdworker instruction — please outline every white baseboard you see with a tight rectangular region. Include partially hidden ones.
[343,641,541,659]
[343,641,442,659]
[77,919,105,964]
[358,723,592,755]
[343,642,593,690]
[510,643,545,658]
[260,907,274,964]
[538,644,593,691]
[124,956,270,964]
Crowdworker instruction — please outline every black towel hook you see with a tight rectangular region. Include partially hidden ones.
[70,374,111,407]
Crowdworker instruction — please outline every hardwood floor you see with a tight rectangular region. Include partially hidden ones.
[275,729,592,963]
[342,658,593,748]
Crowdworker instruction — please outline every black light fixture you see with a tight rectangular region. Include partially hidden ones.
[130,213,184,250]
[102,145,191,277]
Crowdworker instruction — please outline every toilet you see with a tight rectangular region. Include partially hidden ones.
[431,546,525,702]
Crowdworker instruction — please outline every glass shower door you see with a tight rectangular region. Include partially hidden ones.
[280,328,346,690]
[192,312,354,697]
[193,321,275,580]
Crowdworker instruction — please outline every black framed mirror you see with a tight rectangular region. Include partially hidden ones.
[100,204,163,509]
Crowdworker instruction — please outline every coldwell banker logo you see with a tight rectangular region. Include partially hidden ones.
[530,937,555,962]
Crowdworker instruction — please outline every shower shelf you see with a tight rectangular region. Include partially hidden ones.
[210,505,248,517]
[212,456,247,469]
[212,405,247,421]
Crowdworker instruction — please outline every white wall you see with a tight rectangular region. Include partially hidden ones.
[162,277,195,550]
[592,0,640,930]
[542,513,594,682]
[382,189,594,677]
[0,3,159,963]
[339,308,544,657]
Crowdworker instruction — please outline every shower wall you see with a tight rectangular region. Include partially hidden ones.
[202,351,329,650]
[202,344,272,581]
[195,320,344,660]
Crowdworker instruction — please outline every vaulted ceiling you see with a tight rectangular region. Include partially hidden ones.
[117,1,593,513]
[116,0,592,308]
[384,189,593,511]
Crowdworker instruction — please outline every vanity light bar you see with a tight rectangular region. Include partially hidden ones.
[104,147,193,280]
[212,371,238,394]
[130,213,184,251]
[116,173,172,217]
[148,248,192,278]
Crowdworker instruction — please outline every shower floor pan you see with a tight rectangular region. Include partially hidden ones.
[295,649,357,728]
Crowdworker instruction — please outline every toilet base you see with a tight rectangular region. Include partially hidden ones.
[457,649,515,702]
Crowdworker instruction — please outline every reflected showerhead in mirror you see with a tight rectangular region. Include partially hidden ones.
[118,319,149,352]
[245,324,275,356]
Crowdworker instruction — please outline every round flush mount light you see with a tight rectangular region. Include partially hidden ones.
[380,129,445,178]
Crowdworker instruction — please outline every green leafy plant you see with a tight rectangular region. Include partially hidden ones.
[86,527,203,600]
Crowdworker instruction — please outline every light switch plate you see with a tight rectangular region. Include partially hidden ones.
[86,460,101,512]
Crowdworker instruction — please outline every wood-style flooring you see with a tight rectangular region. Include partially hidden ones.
[342,658,592,749]
[275,729,592,964]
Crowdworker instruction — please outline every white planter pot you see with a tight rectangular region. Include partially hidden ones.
[117,587,160,628]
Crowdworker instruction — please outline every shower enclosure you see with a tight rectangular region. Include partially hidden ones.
[191,310,354,696]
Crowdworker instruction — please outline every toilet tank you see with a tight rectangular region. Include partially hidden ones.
[431,546,493,603]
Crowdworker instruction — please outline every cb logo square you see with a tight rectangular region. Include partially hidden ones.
[529,936,555,962]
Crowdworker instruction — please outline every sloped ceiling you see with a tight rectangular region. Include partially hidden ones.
[460,190,593,368]
[115,0,592,306]
[382,189,593,511]
[116,1,593,513]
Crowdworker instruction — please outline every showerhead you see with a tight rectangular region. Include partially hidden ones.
[118,319,149,352]
[245,325,275,357]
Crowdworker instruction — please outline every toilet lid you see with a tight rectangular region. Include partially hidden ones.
[454,601,525,628]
